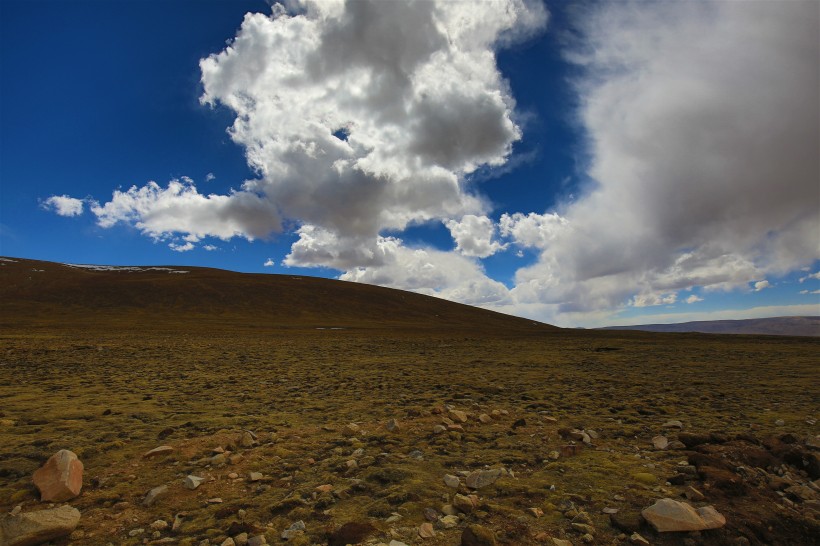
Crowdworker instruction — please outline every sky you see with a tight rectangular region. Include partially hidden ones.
[1,0,818,328]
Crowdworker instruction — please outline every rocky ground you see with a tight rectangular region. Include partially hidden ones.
[1,327,818,545]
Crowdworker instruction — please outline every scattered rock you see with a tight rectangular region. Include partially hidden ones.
[527,507,544,518]
[641,498,726,532]
[630,532,650,545]
[466,468,503,489]
[343,423,360,436]
[461,524,496,546]
[663,420,684,429]
[551,539,572,546]
[548,450,560,461]
[432,425,447,434]
[248,472,263,482]
[143,445,175,459]
[652,436,668,450]
[184,475,206,490]
[444,474,460,488]
[281,520,305,540]
[440,515,459,528]
[150,519,169,531]
[418,522,435,538]
[453,493,477,513]
[32,449,83,502]
[0,505,81,546]
[239,431,256,448]
[478,414,492,424]
[247,536,267,546]
[143,485,169,507]
[449,410,469,423]
[386,419,400,432]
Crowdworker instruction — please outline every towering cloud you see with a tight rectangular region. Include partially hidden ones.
[509,0,819,315]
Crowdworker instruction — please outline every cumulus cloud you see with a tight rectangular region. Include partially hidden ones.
[800,272,820,283]
[444,215,506,257]
[685,295,703,304]
[89,178,281,241]
[263,258,275,267]
[498,212,568,249]
[511,0,819,314]
[42,195,84,217]
[169,241,195,252]
[630,292,677,308]
[753,280,771,292]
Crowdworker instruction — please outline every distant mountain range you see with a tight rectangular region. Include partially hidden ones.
[600,316,820,337]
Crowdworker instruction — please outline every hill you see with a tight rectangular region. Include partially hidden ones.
[0,256,551,332]
[600,316,820,337]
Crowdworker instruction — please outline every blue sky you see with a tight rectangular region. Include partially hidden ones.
[1,0,818,327]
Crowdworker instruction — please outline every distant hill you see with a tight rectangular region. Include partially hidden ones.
[0,256,554,333]
[600,316,820,337]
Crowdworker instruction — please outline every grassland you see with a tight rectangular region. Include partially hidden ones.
[0,258,818,545]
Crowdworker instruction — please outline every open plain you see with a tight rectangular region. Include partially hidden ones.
[1,258,818,545]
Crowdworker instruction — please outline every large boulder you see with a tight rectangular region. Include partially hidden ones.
[32,450,83,502]
[0,505,81,546]
[641,498,726,532]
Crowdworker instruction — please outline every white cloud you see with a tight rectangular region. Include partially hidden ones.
[444,215,506,257]
[89,178,281,241]
[753,280,771,292]
[263,258,275,267]
[498,212,567,250]
[203,244,218,251]
[205,173,216,182]
[630,292,677,308]
[509,0,818,313]
[685,294,703,304]
[800,289,820,295]
[169,241,195,252]
[42,195,84,217]
[800,272,820,283]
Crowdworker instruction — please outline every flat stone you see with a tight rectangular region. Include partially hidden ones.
[444,474,460,488]
[465,468,503,489]
[662,420,684,429]
[684,486,705,501]
[641,498,725,532]
[184,475,206,490]
[32,450,83,502]
[551,539,572,546]
[0,505,81,546]
[433,425,447,434]
[248,472,263,482]
[652,436,669,450]
[143,445,175,459]
[143,485,169,507]
[478,414,492,424]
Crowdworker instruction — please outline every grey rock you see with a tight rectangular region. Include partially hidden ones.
[465,468,503,489]
[184,475,206,490]
[143,485,169,507]
[444,474,460,488]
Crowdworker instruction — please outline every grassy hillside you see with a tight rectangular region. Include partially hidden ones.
[0,257,551,332]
